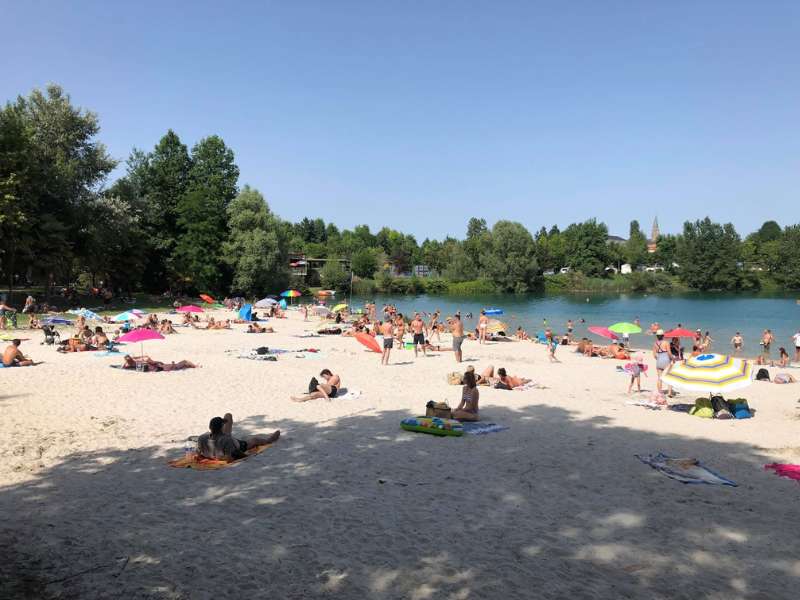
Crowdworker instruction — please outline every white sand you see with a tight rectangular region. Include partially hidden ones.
[2,310,800,599]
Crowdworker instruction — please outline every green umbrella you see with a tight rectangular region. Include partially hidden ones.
[609,322,642,335]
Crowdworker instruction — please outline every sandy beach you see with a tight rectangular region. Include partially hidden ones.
[2,309,800,599]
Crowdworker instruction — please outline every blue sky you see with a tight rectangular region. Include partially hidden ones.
[3,1,799,240]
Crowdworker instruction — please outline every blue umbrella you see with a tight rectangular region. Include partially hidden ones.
[113,311,140,322]
[238,304,252,321]
[68,308,102,320]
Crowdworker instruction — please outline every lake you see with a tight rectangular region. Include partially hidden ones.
[350,292,800,355]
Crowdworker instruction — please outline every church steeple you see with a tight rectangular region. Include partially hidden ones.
[651,217,660,242]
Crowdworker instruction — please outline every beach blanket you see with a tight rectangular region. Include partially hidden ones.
[513,381,545,391]
[461,422,509,435]
[169,443,272,470]
[336,389,362,401]
[626,398,665,410]
[635,453,737,486]
[764,463,800,483]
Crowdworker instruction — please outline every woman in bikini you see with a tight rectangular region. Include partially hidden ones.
[653,329,673,395]
[121,355,198,371]
[453,369,480,421]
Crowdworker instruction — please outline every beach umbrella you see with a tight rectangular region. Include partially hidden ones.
[316,290,335,297]
[331,303,348,313]
[255,297,278,308]
[355,332,381,353]
[67,308,102,321]
[485,319,508,335]
[663,328,696,338]
[130,309,147,316]
[312,306,331,317]
[116,328,164,359]
[609,322,642,335]
[280,290,302,298]
[279,299,287,310]
[661,353,754,395]
[42,317,73,326]
[176,305,204,313]
[588,326,619,340]
[113,311,141,322]
[199,294,215,304]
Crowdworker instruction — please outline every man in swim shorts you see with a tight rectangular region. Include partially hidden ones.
[380,316,394,365]
[411,313,426,357]
[291,369,341,402]
[731,332,743,357]
[451,313,465,363]
[2,339,33,367]
[197,414,280,461]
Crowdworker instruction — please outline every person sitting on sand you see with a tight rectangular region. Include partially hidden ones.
[158,320,177,334]
[196,414,280,462]
[516,326,529,341]
[58,336,92,353]
[453,369,480,421]
[3,339,34,366]
[28,314,41,329]
[121,355,198,372]
[181,312,193,325]
[92,326,110,350]
[291,368,341,402]
[777,347,790,368]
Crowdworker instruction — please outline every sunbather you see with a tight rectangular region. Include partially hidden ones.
[121,355,198,372]
[490,367,530,390]
[453,369,480,421]
[92,326,110,350]
[247,323,274,333]
[196,413,280,461]
[2,339,34,366]
[291,369,341,402]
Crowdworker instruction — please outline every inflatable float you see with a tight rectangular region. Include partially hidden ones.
[484,308,503,315]
[401,416,464,437]
[355,332,381,353]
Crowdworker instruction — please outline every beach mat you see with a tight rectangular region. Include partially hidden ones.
[764,463,800,483]
[169,443,272,470]
[461,422,509,435]
[635,452,737,486]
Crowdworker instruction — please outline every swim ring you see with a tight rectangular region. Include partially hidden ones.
[401,416,464,437]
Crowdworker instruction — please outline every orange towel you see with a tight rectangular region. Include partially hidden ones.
[168,443,272,470]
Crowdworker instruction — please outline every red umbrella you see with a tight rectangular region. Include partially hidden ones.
[176,305,204,313]
[588,326,619,340]
[355,332,381,353]
[663,328,695,338]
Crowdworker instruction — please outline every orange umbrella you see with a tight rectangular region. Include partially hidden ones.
[200,294,215,304]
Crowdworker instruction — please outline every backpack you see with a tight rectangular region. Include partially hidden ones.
[308,377,319,393]
[756,368,770,381]
[711,395,733,419]
[727,398,752,419]
[689,397,714,418]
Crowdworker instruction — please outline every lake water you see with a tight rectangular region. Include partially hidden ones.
[351,292,800,355]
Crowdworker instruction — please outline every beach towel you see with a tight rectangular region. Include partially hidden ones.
[461,422,509,435]
[635,453,737,486]
[169,443,272,470]
[626,398,665,410]
[764,463,800,483]
[336,389,362,400]
[296,331,321,338]
[92,349,123,357]
[513,381,545,391]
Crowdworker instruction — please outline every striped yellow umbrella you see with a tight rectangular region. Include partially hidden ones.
[661,353,754,394]
[485,319,508,335]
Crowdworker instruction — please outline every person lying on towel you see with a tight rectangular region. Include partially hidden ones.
[197,414,280,461]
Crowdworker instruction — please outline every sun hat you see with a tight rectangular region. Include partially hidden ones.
[656,328,664,335]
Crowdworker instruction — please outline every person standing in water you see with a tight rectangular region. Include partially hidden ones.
[731,332,744,357]
[478,310,489,344]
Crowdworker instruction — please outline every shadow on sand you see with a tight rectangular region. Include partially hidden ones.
[2,403,799,599]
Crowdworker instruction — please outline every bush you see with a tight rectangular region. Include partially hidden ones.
[352,278,376,296]
[422,278,448,294]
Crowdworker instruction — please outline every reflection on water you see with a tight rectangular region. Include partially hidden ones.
[351,291,800,351]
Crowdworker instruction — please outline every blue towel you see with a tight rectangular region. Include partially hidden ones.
[461,422,509,435]
[635,453,737,486]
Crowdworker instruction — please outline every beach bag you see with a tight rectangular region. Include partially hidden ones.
[711,395,733,419]
[756,368,770,381]
[689,397,714,418]
[728,398,752,419]
[308,377,319,393]
[425,401,452,419]
[447,372,463,385]
[255,346,269,355]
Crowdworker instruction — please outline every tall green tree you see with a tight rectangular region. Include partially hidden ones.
[624,220,648,267]
[562,219,610,277]
[351,247,379,278]
[481,220,542,293]
[677,218,743,290]
[222,186,288,295]
[772,225,800,289]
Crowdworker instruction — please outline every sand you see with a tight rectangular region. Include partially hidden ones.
[2,309,800,599]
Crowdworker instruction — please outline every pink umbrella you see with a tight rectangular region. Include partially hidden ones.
[116,328,165,358]
[588,325,619,340]
[176,305,204,313]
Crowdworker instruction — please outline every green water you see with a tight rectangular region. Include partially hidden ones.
[351,292,800,355]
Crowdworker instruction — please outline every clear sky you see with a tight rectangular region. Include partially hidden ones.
[4,1,799,240]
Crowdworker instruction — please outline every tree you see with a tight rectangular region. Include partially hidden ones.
[171,188,225,292]
[677,218,743,290]
[561,219,610,277]
[464,217,492,270]
[624,220,648,267]
[222,186,288,295]
[481,221,542,293]
[441,244,477,282]
[654,234,679,273]
[319,259,350,290]
[189,135,239,208]
[351,248,378,278]
[772,225,800,289]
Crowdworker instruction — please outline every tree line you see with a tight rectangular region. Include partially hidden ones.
[2,85,799,299]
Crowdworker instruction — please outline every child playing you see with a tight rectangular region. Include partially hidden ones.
[627,353,648,394]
